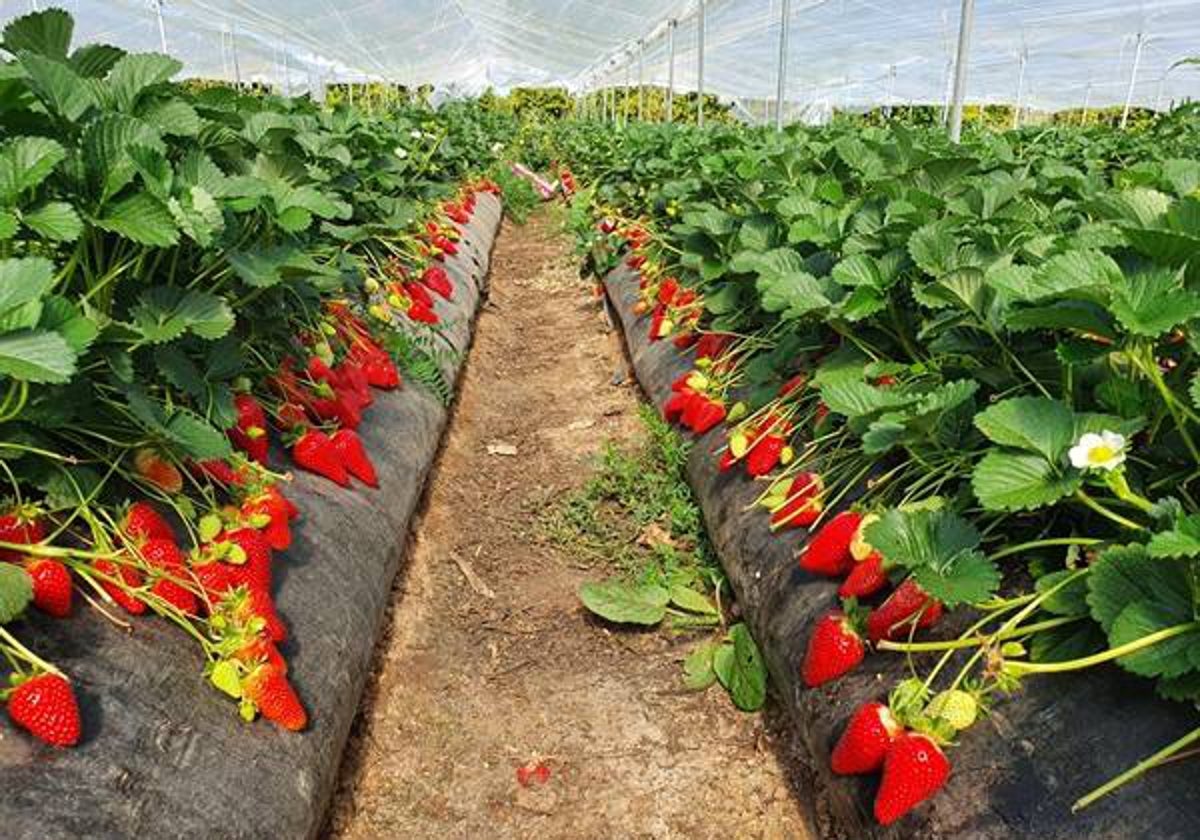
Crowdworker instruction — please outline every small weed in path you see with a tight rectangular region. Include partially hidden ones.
[543,406,768,711]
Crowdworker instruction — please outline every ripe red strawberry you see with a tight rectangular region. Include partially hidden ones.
[193,562,234,611]
[867,579,944,643]
[150,576,199,615]
[831,701,902,775]
[247,588,287,642]
[235,637,288,673]
[770,473,823,530]
[362,354,400,390]
[133,448,183,494]
[334,361,373,408]
[0,510,45,562]
[140,538,185,574]
[802,610,865,687]
[408,300,439,324]
[840,551,890,598]
[122,501,174,543]
[243,497,291,551]
[230,394,270,463]
[92,559,146,615]
[292,430,350,486]
[404,280,435,309]
[193,458,242,486]
[24,558,72,618]
[331,429,378,488]
[275,401,309,431]
[273,486,300,521]
[220,528,272,592]
[798,511,863,577]
[243,664,306,731]
[746,434,786,477]
[718,449,737,472]
[421,265,454,300]
[688,399,727,435]
[305,355,335,384]
[874,733,950,825]
[664,388,697,424]
[7,673,80,747]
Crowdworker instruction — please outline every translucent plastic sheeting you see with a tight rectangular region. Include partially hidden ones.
[594,0,1200,119]
[3,1,1200,114]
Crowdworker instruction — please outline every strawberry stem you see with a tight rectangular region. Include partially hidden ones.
[879,615,1081,654]
[1073,725,1200,812]
[1004,622,1200,675]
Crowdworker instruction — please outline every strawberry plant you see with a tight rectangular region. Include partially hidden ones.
[557,105,1200,821]
[0,8,522,748]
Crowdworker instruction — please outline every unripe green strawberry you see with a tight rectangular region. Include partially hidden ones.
[926,690,978,731]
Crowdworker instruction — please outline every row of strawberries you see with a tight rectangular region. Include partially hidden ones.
[605,221,954,826]
[0,182,500,749]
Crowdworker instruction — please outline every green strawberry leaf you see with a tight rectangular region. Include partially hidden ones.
[669,584,717,616]
[972,451,1081,512]
[578,579,668,626]
[0,562,33,623]
[973,396,1075,460]
[865,509,998,606]
[713,623,766,711]
[682,641,719,691]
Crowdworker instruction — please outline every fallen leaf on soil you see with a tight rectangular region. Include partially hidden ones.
[637,522,677,550]
[487,442,519,456]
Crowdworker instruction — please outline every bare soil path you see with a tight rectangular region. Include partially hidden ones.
[325,208,809,840]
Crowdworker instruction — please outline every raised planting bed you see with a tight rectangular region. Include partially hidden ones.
[0,194,502,840]
[603,260,1200,840]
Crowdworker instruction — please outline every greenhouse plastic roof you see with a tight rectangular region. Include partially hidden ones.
[9,1,1200,113]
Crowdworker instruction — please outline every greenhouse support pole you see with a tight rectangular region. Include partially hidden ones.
[623,65,631,128]
[1012,49,1027,129]
[948,0,977,144]
[638,40,645,122]
[941,58,953,125]
[1121,32,1144,129]
[283,49,291,96]
[231,26,242,89]
[154,1,168,54]
[774,0,791,130]
[1082,81,1093,125]
[885,64,896,118]
[697,0,707,127]
[666,19,677,124]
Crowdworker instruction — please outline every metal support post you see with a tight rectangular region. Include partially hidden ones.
[637,40,645,122]
[775,0,791,130]
[1012,49,1027,129]
[948,0,976,143]
[1121,32,1144,128]
[154,0,168,54]
[666,19,677,123]
[697,0,707,127]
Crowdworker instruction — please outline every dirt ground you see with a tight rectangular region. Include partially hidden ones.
[324,208,810,840]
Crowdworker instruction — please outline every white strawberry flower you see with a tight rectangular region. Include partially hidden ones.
[1068,430,1126,472]
[394,146,408,159]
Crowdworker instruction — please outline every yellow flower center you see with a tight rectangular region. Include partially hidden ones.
[1088,445,1116,464]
